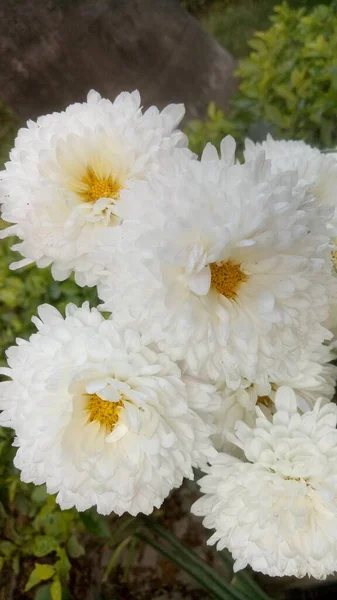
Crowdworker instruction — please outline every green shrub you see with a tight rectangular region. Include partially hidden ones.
[0,440,84,597]
[187,2,337,155]
[186,101,252,156]
[237,2,337,148]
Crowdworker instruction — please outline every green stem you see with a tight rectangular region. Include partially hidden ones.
[220,552,271,600]
[122,538,138,583]
[109,516,136,544]
[102,536,131,582]
[235,570,271,600]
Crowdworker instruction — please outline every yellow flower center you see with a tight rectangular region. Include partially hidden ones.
[210,260,248,300]
[332,249,337,271]
[79,168,122,203]
[86,394,124,432]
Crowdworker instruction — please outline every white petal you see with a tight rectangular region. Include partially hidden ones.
[187,266,211,296]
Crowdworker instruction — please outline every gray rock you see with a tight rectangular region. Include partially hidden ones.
[0,0,237,122]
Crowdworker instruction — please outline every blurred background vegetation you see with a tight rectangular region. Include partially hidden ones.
[185,0,337,154]
[0,1,337,597]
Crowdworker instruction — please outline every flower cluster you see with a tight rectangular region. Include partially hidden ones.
[1,91,337,579]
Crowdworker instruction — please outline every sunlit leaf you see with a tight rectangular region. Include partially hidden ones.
[55,547,71,580]
[25,563,55,592]
[50,578,62,600]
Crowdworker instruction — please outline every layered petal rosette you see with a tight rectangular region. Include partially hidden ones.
[211,344,337,452]
[0,303,216,516]
[98,138,336,386]
[0,90,190,286]
[193,386,337,579]
[244,135,337,220]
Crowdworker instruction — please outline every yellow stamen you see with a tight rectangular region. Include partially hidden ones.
[257,395,273,409]
[78,168,122,203]
[332,249,337,271]
[86,394,124,431]
[210,260,248,300]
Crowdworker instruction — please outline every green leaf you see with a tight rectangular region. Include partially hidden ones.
[31,485,48,505]
[15,492,32,516]
[51,578,62,600]
[80,508,110,538]
[0,540,15,558]
[34,584,52,600]
[67,535,85,559]
[25,563,55,592]
[0,499,8,523]
[8,479,18,504]
[61,587,74,600]
[123,538,138,583]
[55,547,71,580]
[103,537,131,582]
[220,552,270,600]
[207,101,217,120]
[33,536,59,557]
[12,553,20,575]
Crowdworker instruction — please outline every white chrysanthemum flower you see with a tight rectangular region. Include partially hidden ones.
[212,344,337,452]
[0,90,190,286]
[244,135,337,223]
[0,303,216,516]
[98,138,336,387]
[192,386,337,579]
[245,138,337,339]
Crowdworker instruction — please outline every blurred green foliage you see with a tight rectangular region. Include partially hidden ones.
[237,2,337,148]
[185,101,251,157]
[201,0,281,58]
[187,2,337,155]
[200,0,337,58]
[0,425,84,598]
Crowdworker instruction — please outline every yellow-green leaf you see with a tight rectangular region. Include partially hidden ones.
[51,578,62,600]
[25,563,55,592]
